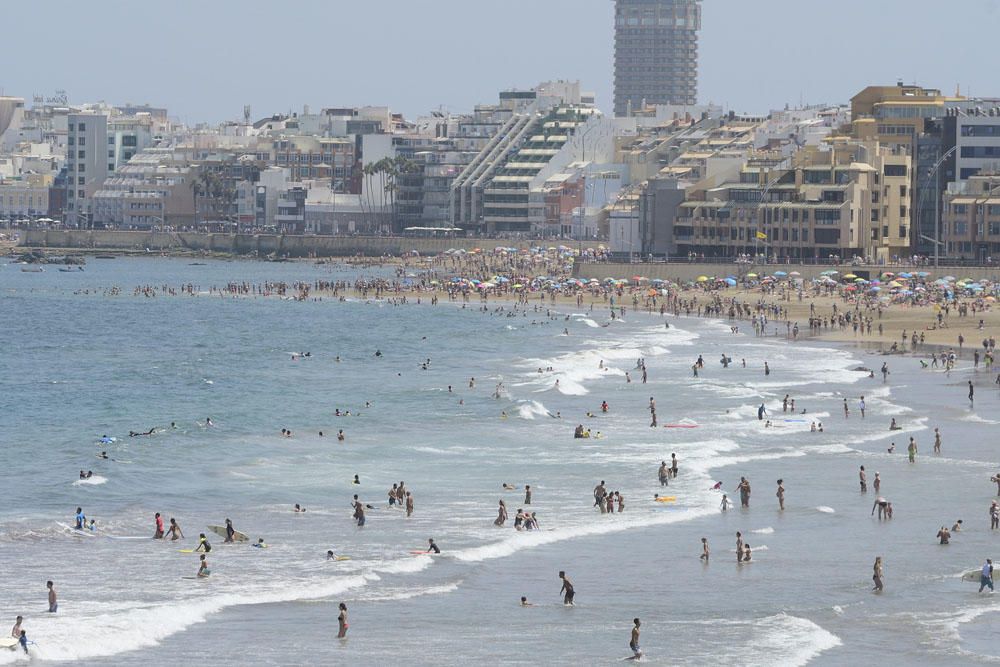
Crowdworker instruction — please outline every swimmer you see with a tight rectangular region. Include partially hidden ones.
[294,504,306,513]
[353,474,360,485]
[252,538,267,548]
[520,596,534,606]
[337,603,348,639]
[337,429,345,441]
[166,518,183,540]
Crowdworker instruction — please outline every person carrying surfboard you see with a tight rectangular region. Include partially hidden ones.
[979,559,994,593]
[224,518,235,543]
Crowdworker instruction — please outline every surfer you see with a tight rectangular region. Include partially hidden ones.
[47,581,57,613]
[252,538,266,548]
[166,518,184,541]
[11,616,22,639]
[559,571,575,605]
[337,603,348,638]
[629,618,642,660]
[223,518,236,543]
[757,403,766,420]
[154,513,164,539]
[980,559,994,593]
[195,533,212,553]
[428,538,440,554]
[294,504,306,513]
[197,554,211,578]
[74,507,85,530]
[17,631,27,655]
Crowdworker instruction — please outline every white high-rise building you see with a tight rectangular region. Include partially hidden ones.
[65,113,108,226]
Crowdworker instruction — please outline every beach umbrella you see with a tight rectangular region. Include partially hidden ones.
[696,275,709,282]
[844,285,857,291]
[943,275,956,282]
[773,270,788,277]
[854,277,867,283]
[898,272,912,278]
[882,272,895,278]
[916,271,930,277]
[746,273,758,278]
[870,286,882,292]
[513,284,523,288]
[843,273,858,280]
[789,271,801,276]
[820,269,839,276]
[724,278,737,286]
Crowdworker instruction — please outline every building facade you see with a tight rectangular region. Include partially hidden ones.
[613,0,701,116]
[941,172,1000,262]
[65,113,109,226]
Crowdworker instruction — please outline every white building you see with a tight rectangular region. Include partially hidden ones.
[65,113,109,226]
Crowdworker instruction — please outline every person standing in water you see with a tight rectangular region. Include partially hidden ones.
[776,479,785,510]
[197,554,210,577]
[629,618,642,660]
[494,500,508,526]
[859,396,866,419]
[47,581,57,613]
[524,485,532,505]
[908,438,917,463]
[872,557,884,592]
[934,428,942,454]
[969,380,975,404]
[337,603,348,638]
[559,571,575,605]
[859,466,867,492]
[166,518,184,541]
[153,512,164,539]
[700,537,710,562]
[658,461,670,487]
[980,559,994,593]
[735,532,744,563]
[405,492,414,517]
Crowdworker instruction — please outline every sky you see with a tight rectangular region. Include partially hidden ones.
[3,0,999,123]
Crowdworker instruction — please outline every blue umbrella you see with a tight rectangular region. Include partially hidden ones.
[773,271,788,277]
[724,278,737,286]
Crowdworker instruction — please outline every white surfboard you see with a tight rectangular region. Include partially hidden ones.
[0,636,18,649]
[207,525,248,542]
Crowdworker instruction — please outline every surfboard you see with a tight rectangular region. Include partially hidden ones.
[207,525,248,542]
[963,568,993,582]
[664,424,698,428]
[654,496,677,503]
[329,555,351,561]
[0,637,18,649]
[410,550,431,555]
[106,536,150,540]
[179,549,195,553]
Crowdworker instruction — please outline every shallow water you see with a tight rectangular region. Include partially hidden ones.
[1,257,999,665]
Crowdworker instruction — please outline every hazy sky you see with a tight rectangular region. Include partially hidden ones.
[3,0,998,123]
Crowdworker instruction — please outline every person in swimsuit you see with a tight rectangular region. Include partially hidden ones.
[559,571,575,605]
[494,500,508,526]
[405,492,414,517]
[629,618,642,660]
[195,533,212,553]
[47,581,57,613]
[11,615,22,639]
[700,537,710,562]
[197,554,211,577]
[224,518,235,543]
[166,518,184,541]
[428,538,440,554]
[337,603,348,638]
[872,556,884,592]
[154,513,164,539]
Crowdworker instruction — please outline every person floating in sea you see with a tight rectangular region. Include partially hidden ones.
[195,533,212,553]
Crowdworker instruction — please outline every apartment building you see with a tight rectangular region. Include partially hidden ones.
[65,113,109,226]
[672,142,910,261]
[613,0,701,116]
[940,172,1000,262]
[0,173,51,220]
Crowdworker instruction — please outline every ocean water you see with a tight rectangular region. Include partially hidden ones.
[2,257,1000,665]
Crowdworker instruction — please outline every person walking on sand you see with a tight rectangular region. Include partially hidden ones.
[559,571,575,605]
[872,557,884,592]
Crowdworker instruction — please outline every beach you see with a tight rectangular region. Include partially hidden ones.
[1,256,999,666]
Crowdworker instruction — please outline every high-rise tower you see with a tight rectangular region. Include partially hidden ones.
[613,0,701,116]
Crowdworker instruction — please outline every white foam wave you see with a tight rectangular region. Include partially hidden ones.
[816,506,836,513]
[24,574,373,662]
[752,527,774,534]
[745,613,842,666]
[71,475,107,486]
[517,400,551,420]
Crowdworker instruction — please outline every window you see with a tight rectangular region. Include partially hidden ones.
[108,137,114,145]
[122,135,137,147]
[78,189,85,197]
[78,137,85,146]
[109,150,115,158]
[884,164,907,177]
[814,228,840,244]
[68,137,75,146]
[815,209,840,224]
[78,122,85,131]
[108,164,114,171]
[952,203,968,214]
[68,123,74,131]
[960,124,1000,137]
[960,168,981,180]
[871,209,880,221]
[900,206,907,219]
[77,164,85,173]
[78,177,85,185]
[900,185,907,197]
[898,226,907,238]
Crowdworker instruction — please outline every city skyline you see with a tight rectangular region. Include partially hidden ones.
[3,0,999,122]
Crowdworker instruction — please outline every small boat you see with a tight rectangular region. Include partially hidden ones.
[59,266,84,272]
[20,266,44,272]
[94,255,117,260]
